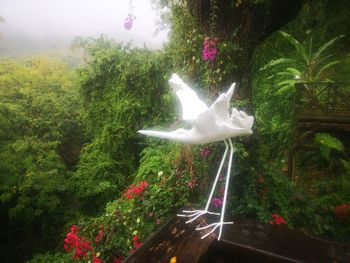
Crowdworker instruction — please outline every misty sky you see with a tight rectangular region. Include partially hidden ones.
[0,0,169,49]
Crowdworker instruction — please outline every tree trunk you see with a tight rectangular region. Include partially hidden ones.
[187,0,305,102]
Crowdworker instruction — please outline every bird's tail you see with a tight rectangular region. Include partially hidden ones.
[138,129,188,142]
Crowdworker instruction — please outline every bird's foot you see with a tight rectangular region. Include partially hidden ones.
[196,221,234,240]
[177,209,220,223]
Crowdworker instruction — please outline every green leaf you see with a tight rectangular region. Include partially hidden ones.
[314,60,341,80]
[315,133,344,152]
[279,31,309,63]
[286,67,301,76]
[340,159,350,171]
[259,58,294,71]
[276,79,295,85]
[313,35,345,61]
[276,84,294,95]
[320,145,331,160]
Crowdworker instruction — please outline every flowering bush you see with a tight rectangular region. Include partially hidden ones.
[202,36,218,61]
[269,214,287,225]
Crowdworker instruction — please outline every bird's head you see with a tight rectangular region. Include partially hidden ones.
[230,108,254,134]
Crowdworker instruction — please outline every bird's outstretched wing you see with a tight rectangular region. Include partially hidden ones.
[207,82,235,127]
[169,74,208,122]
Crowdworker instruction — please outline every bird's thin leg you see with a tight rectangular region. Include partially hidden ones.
[217,138,234,240]
[177,141,229,222]
[194,139,233,240]
[204,140,229,212]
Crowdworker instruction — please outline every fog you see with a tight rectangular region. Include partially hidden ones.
[0,0,169,55]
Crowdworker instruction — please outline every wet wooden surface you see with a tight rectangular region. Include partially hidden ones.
[217,218,350,263]
[124,211,350,263]
[123,213,215,263]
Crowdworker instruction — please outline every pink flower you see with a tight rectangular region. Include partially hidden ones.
[202,36,218,61]
[200,147,211,157]
[124,14,135,30]
[187,180,195,189]
[156,218,161,225]
[211,197,223,208]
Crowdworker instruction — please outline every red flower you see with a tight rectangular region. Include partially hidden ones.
[334,204,350,220]
[64,225,91,260]
[220,186,225,196]
[269,214,286,225]
[93,254,102,263]
[130,235,143,254]
[94,228,104,243]
[133,235,140,245]
[113,256,124,263]
[123,181,148,199]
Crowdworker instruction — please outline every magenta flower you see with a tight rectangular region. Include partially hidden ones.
[124,14,135,30]
[200,146,211,157]
[211,197,223,208]
[202,36,218,61]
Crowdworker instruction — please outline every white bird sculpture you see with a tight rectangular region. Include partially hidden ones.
[138,73,254,240]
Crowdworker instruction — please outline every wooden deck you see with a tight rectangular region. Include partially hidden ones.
[123,210,350,263]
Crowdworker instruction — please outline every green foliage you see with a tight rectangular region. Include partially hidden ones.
[260,31,345,95]
[56,141,196,262]
[28,252,71,263]
[3,1,350,262]
[71,37,174,213]
[0,57,83,261]
[251,0,350,243]
[315,133,345,161]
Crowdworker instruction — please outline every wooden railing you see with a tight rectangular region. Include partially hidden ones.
[123,209,350,263]
[295,82,350,127]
